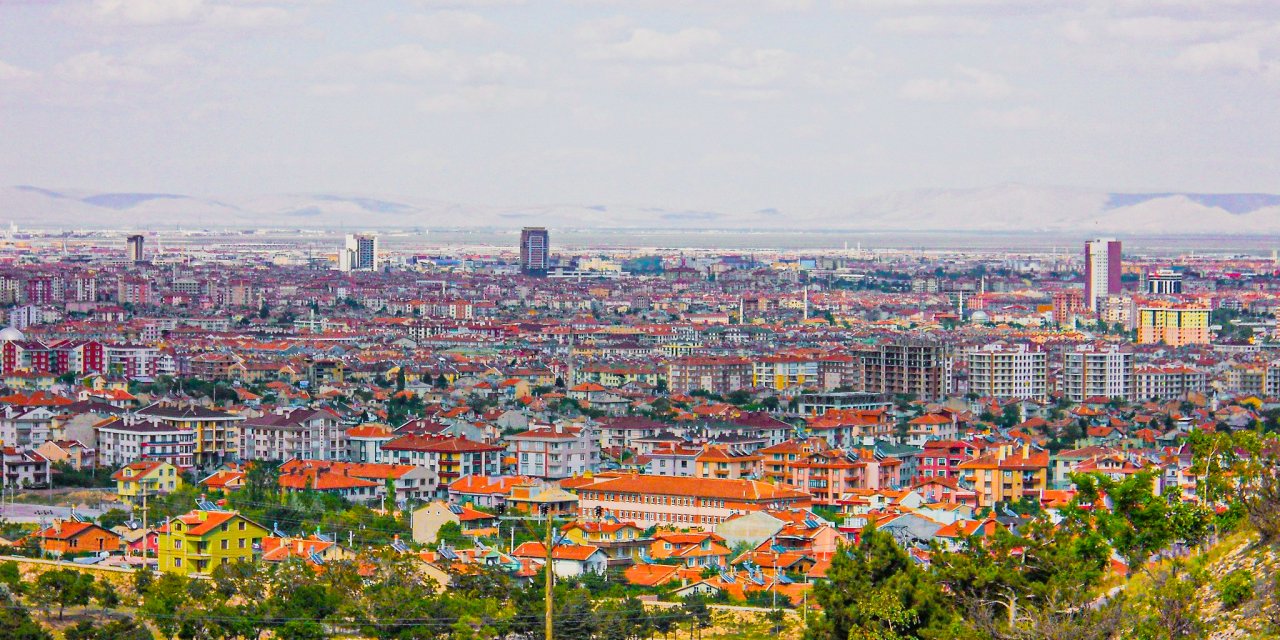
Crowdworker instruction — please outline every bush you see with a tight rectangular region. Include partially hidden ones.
[1217,569,1254,609]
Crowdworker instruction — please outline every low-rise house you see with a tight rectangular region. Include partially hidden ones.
[30,520,121,555]
[111,461,183,506]
[2,447,49,488]
[410,500,499,545]
[512,541,608,578]
[560,520,650,566]
[35,439,96,470]
[649,531,731,568]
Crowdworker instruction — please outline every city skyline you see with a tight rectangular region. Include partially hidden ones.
[1,1,1278,220]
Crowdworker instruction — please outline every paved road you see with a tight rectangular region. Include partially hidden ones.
[0,503,114,524]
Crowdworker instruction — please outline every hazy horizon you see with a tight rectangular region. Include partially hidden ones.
[2,1,1279,220]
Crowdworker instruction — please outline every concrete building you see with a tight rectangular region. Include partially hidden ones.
[1143,268,1183,295]
[573,474,811,529]
[126,235,145,263]
[519,227,550,275]
[508,422,600,479]
[1084,238,1122,311]
[860,340,952,402]
[1137,303,1211,346]
[964,342,1047,400]
[1061,343,1133,402]
[667,356,752,396]
[338,234,378,272]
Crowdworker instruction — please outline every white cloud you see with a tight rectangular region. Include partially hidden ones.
[413,0,525,7]
[358,45,528,82]
[0,60,36,81]
[901,65,1012,101]
[418,85,546,113]
[55,51,150,83]
[975,106,1056,129]
[875,15,990,37]
[593,27,723,62]
[572,16,632,43]
[402,11,500,40]
[84,0,289,28]
[1175,40,1262,73]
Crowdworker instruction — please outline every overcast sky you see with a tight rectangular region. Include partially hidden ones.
[1,0,1278,213]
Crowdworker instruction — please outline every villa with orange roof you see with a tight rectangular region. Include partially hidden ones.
[29,520,121,555]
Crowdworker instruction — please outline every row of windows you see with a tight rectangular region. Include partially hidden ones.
[581,492,727,508]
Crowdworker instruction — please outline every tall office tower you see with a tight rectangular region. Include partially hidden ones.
[338,234,379,272]
[520,227,550,275]
[1084,238,1122,312]
[126,235,145,263]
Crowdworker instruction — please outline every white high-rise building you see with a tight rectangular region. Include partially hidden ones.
[338,234,379,272]
[1084,238,1122,312]
[1061,343,1133,402]
[964,342,1047,401]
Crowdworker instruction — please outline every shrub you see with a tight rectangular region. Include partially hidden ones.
[1217,569,1254,610]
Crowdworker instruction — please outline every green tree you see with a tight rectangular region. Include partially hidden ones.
[0,592,52,640]
[97,508,130,530]
[33,568,95,620]
[1069,471,1211,573]
[64,618,151,640]
[807,526,952,640]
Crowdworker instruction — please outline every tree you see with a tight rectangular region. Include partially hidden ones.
[681,594,713,638]
[933,517,1115,639]
[1069,471,1211,573]
[807,526,952,640]
[64,619,151,640]
[1127,562,1204,640]
[33,568,95,620]
[97,508,130,530]
[0,592,51,640]
[0,560,21,593]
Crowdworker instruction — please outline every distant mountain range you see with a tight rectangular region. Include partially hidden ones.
[4,184,1280,234]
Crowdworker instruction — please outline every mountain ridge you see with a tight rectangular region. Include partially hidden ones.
[4,184,1280,234]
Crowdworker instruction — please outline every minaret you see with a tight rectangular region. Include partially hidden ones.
[803,286,809,321]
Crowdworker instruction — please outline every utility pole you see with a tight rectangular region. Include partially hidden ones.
[140,484,148,565]
[543,503,554,640]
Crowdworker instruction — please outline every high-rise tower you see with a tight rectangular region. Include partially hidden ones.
[520,227,549,275]
[1084,238,1121,312]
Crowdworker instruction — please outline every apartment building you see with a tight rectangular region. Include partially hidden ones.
[573,474,811,529]
[135,404,245,469]
[240,407,346,462]
[667,356,752,396]
[96,417,196,468]
[964,342,1047,400]
[1137,304,1211,346]
[1061,344,1133,402]
[860,340,952,402]
[509,423,600,479]
[751,355,819,391]
[1133,365,1207,401]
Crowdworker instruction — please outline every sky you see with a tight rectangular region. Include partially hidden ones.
[0,0,1278,215]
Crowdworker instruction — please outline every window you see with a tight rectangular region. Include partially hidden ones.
[238,521,246,531]
[221,539,229,550]
[174,558,182,567]
[174,539,183,549]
